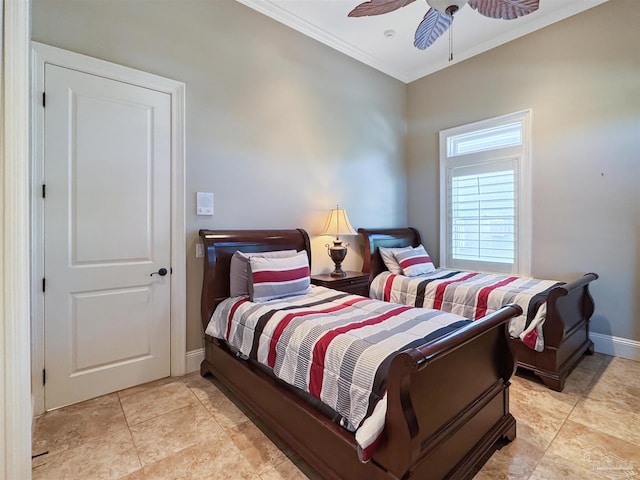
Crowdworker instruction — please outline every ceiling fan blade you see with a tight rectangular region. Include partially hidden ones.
[414,7,453,50]
[348,0,416,17]
[467,0,539,20]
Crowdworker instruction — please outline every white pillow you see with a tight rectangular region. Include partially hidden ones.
[248,251,312,303]
[393,244,436,277]
[229,249,297,297]
[378,246,412,274]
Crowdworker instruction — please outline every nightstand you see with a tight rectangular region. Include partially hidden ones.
[311,271,370,297]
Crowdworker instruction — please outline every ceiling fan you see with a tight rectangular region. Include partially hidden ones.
[348,0,540,51]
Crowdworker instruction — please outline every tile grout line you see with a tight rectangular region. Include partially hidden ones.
[116,390,146,477]
[187,381,229,433]
[117,379,201,476]
[518,397,580,480]
[119,380,202,427]
[523,358,610,480]
[104,380,203,479]
[185,378,301,478]
[205,380,319,479]
[124,378,232,475]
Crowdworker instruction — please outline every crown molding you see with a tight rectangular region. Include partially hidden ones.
[235,0,611,84]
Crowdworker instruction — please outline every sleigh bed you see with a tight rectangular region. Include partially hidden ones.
[358,227,598,392]
[199,228,522,480]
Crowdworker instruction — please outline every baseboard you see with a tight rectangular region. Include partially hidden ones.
[186,348,205,373]
[591,332,640,362]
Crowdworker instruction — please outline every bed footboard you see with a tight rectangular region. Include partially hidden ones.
[378,304,520,479]
[201,303,520,480]
[511,273,598,391]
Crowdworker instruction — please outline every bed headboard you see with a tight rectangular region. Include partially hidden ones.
[198,229,311,330]
[358,227,422,280]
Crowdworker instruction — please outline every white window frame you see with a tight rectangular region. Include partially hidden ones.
[439,110,532,276]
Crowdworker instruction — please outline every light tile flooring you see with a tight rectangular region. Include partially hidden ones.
[32,353,640,480]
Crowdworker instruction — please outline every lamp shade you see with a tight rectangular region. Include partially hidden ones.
[320,205,357,240]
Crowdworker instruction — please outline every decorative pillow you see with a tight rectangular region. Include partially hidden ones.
[248,251,312,303]
[229,249,297,297]
[378,246,412,274]
[393,244,436,277]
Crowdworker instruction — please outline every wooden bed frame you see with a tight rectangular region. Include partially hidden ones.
[358,227,599,392]
[199,228,523,480]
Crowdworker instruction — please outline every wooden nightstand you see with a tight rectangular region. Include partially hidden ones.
[311,271,370,297]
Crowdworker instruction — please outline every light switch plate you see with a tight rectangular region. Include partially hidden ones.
[197,192,214,215]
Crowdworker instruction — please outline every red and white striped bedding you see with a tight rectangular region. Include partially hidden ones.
[205,285,471,462]
[370,270,561,352]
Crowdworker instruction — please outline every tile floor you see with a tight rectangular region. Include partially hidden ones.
[32,353,640,480]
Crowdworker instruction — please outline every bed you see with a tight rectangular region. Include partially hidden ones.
[358,227,598,392]
[199,228,522,480]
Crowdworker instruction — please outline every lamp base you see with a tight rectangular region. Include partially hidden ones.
[326,240,348,278]
[330,267,347,278]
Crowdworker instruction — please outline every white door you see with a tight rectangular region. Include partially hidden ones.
[44,64,172,410]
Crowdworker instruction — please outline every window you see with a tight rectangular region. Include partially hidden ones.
[439,110,531,275]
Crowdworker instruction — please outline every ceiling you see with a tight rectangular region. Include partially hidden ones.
[236,0,610,83]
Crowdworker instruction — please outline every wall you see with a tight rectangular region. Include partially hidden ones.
[31,0,407,351]
[407,0,640,342]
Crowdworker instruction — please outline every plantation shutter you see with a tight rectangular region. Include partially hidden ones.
[448,158,518,273]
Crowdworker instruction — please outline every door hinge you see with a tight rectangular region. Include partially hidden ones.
[42,184,46,199]
[42,92,46,107]
[42,278,46,292]
[43,369,46,385]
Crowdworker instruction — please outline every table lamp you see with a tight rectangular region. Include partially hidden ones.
[321,204,357,277]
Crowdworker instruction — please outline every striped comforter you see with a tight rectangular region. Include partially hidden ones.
[370,270,561,352]
[205,286,471,462]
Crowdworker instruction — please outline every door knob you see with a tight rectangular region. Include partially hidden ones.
[150,267,168,277]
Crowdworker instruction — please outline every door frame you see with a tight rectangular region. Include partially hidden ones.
[30,42,186,415]
[2,0,32,478]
